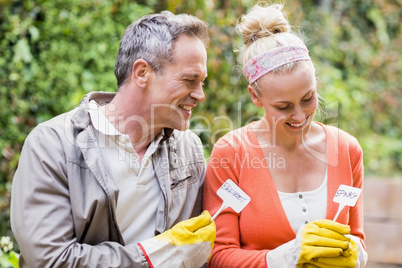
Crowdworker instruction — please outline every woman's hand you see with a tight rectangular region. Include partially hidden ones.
[266,219,358,268]
[297,219,358,268]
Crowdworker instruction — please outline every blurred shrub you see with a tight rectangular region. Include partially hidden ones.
[297,0,402,177]
[0,236,18,268]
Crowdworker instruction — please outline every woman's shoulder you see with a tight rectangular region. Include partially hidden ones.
[317,122,362,151]
[214,122,257,147]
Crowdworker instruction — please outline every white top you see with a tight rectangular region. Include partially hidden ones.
[89,101,162,244]
[278,170,327,234]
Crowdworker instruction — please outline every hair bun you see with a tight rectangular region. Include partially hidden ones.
[237,3,291,46]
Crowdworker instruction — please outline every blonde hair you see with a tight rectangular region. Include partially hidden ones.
[236,2,311,95]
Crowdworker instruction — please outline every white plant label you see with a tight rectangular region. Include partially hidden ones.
[332,184,362,221]
[211,179,251,221]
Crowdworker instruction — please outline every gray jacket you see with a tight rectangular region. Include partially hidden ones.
[11,92,206,268]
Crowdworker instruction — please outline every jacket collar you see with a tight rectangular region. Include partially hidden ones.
[71,91,174,140]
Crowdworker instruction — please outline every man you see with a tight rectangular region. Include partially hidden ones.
[11,11,215,268]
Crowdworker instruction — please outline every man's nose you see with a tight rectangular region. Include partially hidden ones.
[190,84,205,102]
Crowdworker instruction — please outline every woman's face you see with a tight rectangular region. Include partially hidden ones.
[248,62,318,140]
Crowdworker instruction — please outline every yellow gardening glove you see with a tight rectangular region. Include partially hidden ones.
[306,239,359,268]
[155,210,215,249]
[302,264,320,268]
[266,219,352,268]
[138,211,216,268]
[297,219,351,264]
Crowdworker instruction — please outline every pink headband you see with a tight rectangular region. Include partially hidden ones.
[244,45,311,84]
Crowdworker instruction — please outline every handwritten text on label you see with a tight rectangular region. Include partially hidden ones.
[334,189,359,199]
[221,181,248,203]
[332,184,362,223]
[216,179,251,213]
[333,184,361,207]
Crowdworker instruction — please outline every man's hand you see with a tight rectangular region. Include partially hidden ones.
[138,211,216,268]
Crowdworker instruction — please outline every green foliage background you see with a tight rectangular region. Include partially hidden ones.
[1,0,401,252]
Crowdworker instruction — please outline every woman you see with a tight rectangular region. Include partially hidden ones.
[203,3,368,268]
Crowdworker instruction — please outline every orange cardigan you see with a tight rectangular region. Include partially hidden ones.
[203,122,365,268]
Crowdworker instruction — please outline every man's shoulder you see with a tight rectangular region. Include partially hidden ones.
[24,106,86,150]
[28,111,71,137]
[171,129,202,144]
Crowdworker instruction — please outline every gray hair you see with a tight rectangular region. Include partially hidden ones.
[114,11,209,88]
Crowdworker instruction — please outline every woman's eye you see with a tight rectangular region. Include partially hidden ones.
[303,94,314,102]
[277,106,289,111]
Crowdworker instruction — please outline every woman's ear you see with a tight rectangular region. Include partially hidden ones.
[248,85,263,108]
[131,59,152,88]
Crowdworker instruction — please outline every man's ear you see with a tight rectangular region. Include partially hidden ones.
[131,59,152,88]
[248,85,263,108]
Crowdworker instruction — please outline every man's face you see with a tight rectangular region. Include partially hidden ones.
[148,35,207,131]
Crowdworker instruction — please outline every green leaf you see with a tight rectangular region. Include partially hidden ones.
[13,39,32,63]
[9,251,19,268]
